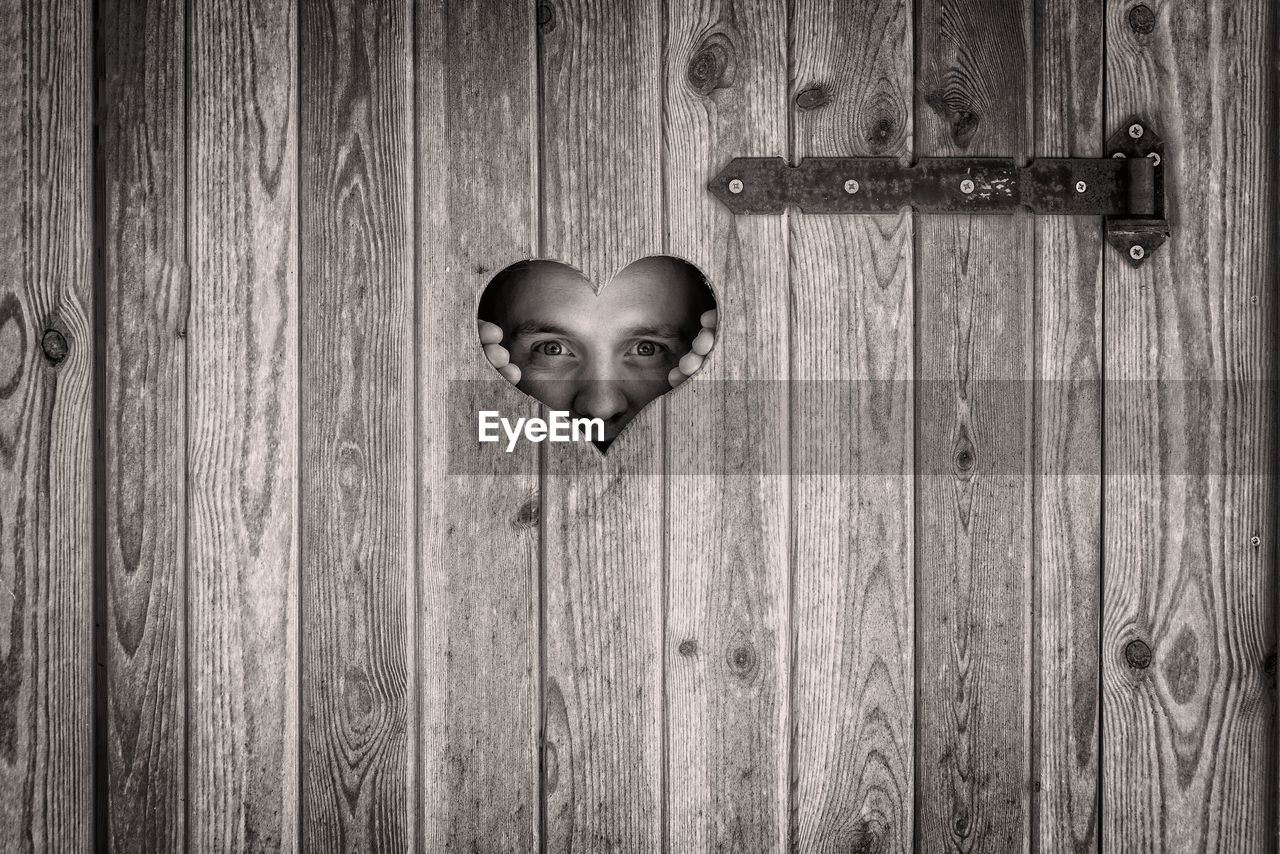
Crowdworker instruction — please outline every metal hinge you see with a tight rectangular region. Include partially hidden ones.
[709,116,1169,267]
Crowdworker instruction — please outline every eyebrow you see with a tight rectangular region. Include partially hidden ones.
[618,324,684,340]
[510,320,576,338]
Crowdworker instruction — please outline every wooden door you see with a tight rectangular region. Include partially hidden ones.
[0,0,1274,850]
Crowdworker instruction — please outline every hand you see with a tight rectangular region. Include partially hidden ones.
[667,309,717,388]
[478,319,521,384]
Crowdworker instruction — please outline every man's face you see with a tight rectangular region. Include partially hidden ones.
[496,259,702,445]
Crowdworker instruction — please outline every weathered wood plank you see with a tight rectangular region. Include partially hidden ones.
[0,0,93,849]
[417,0,541,850]
[188,0,299,850]
[96,0,188,848]
[538,0,664,849]
[1032,1,1103,851]
[663,1,789,850]
[298,0,415,847]
[788,0,915,852]
[913,0,1033,849]
[1102,0,1276,849]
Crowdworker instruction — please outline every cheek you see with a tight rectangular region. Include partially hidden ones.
[517,375,575,409]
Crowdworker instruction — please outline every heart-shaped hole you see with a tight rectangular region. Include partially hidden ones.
[477,256,718,453]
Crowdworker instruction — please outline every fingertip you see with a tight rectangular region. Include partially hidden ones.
[478,320,503,345]
[667,366,688,388]
[691,328,715,356]
[699,309,717,329]
[498,363,521,384]
[678,352,704,376]
[483,343,510,368]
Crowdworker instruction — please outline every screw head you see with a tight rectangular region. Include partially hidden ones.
[1146,151,1161,166]
[1075,180,1088,193]
[728,178,744,194]
[1252,535,1262,547]
[1129,123,1144,139]
[1129,244,1146,260]
[1112,151,1127,159]
[843,178,860,194]
[959,178,975,194]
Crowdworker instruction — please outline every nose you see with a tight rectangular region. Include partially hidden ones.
[572,379,628,423]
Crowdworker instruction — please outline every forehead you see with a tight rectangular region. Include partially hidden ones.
[505,260,698,330]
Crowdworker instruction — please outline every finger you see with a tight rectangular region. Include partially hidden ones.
[483,343,510,369]
[667,366,688,388]
[699,309,717,329]
[678,351,704,376]
[498,363,521,384]
[691,327,715,356]
[477,319,504,345]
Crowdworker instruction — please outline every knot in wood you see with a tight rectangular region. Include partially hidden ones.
[1127,4,1157,34]
[1124,638,1152,669]
[952,429,976,476]
[726,642,757,679]
[677,639,697,657]
[795,85,831,111]
[41,328,68,364]
[513,494,539,528]
[848,819,884,854]
[686,34,732,96]
[536,4,555,31]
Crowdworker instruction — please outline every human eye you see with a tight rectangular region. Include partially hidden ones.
[630,340,666,357]
[532,339,573,357]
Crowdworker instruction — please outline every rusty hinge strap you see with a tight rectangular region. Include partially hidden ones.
[708,116,1169,266]
[708,156,1153,216]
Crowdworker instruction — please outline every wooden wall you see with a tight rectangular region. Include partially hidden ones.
[0,0,1274,850]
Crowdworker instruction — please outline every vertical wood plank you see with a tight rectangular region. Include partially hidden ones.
[0,0,93,848]
[188,0,299,850]
[417,1,541,850]
[913,0,1033,849]
[788,0,916,852]
[538,0,664,849]
[96,0,187,848]
[1102,0,1276,849]
[1032,1,1103,851]
[298,0,415,847]
[663,0,789,850]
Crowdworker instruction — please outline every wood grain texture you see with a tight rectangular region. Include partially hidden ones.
[538,0,664,850]
[1102,0,1276,849]
[788,0,915,852]
[1032,1,1102,851]
[0,0,93,849]
[188,0,299,850]
[417,1,541,850]
[298,0,415,847]
[913,0,1033,849]
[97,0,188,848]
[662,1,789,850]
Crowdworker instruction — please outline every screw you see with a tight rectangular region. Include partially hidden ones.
[844,179,860,194]
[1252,535,1262,547]
[1129,123,1144,139]
[1075,180,1087,193]
[1147,151,1162,166]
[959,178,975,194]
[1112,151,1127,158]
[1130,245,1145,260]
[728,178,744,194]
